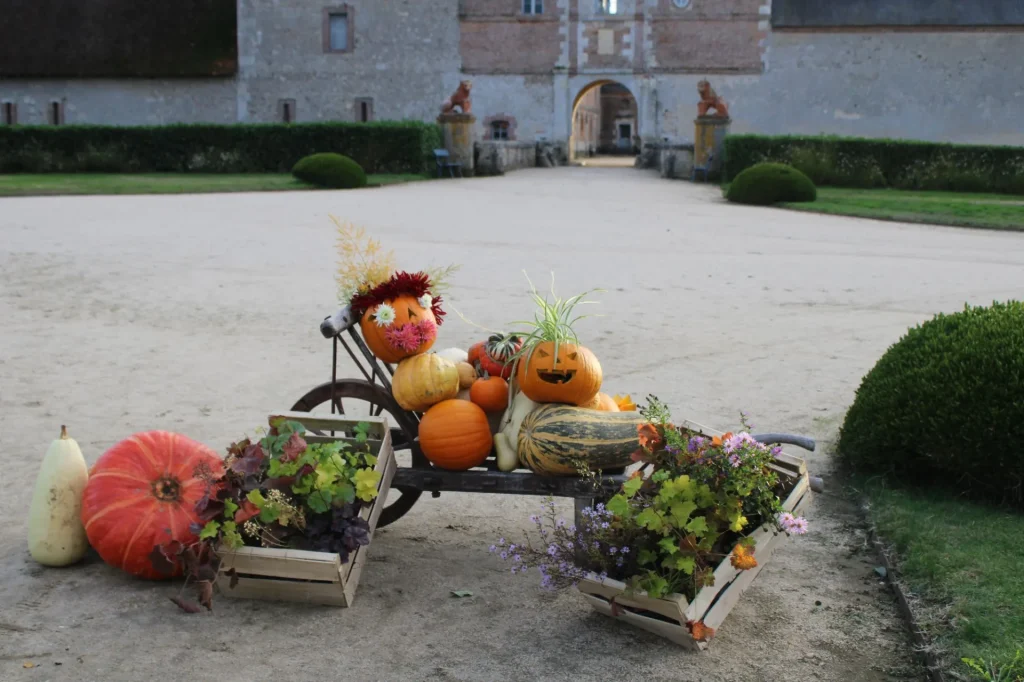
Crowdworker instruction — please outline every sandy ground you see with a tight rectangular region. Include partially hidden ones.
[3,167,1023,682]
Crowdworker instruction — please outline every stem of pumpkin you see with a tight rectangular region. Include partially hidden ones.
[60,425,68,439]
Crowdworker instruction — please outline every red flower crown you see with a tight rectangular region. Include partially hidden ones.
[349,271,446,326]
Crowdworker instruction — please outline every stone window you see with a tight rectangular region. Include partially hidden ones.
[1,101,16,125]
[279,99,296,123]
[490,120,510,141]
[48,100,64,125]
[323,6,354,53]
[523,0,543,14]
[355,98,374,122]
[597,0,618,14]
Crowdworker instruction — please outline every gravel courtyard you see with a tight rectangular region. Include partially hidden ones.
[3,167,1023,681]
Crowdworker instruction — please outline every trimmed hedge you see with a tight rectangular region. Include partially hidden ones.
[837,301,1024,508]
[0,122,442,175]
[724,134,1024,195]
[292,153,367,189]
[725,162,816,205]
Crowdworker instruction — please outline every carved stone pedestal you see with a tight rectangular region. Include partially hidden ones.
[693,116,730,180]
[437,113,477,176]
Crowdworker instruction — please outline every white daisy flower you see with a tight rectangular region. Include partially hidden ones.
[373,303,396,326]
[418,293,433,310]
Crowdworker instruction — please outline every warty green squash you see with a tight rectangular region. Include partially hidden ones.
[517,404,645,476]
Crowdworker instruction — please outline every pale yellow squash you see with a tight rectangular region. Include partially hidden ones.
[28,426,90,566]
[392,353,460,412]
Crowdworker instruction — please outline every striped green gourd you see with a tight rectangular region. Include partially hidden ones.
[517,404,645,476]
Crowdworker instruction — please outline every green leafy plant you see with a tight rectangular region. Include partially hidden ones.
[725,162,817,206]
[0,121,442,175]
[963,650,1024,682]
[292,152,368,189]
[724,133,1024,196]
[837,300,1024,507]
[492,398,808,643]
[151,418,383,612]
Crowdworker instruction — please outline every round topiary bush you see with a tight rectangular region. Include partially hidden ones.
[837,301,1024,507]
[725,162,817,206]
[292,153,367,189]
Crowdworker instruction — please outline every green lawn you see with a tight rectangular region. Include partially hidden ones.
[781,187,1024,231]
[862,480,1024,679]
[0,173,430,197]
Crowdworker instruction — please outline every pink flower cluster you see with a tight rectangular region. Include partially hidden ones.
[384,318,437,353]
[778,512,808,535]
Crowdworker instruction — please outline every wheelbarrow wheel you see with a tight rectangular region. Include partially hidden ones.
[291,379,426,528]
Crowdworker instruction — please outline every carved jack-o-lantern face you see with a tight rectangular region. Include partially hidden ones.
[515,341,602,406]
[359,294,437,364]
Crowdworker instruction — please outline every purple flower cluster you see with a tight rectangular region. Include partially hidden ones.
[778,512,809,535]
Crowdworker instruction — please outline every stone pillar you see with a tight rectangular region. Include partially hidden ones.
[693,115,730,178]
[437,113,477,176]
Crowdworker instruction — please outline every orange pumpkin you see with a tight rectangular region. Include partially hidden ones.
[418,400,493,471]
[359,294,437,364]
[582,392,620,412]
[515,341,602,406]
[470,376,509,412]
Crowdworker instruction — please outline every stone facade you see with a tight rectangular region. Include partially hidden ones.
[1,0,1022,146]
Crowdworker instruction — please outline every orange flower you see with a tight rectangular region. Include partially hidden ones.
[637,423,662,450]
[613,394,637,412]
[730,544,758,571]
[688,620,716,642]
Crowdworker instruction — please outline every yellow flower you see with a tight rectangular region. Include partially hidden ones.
[354,467,382,502]
[613,394,637,412]
[730,544,758,571]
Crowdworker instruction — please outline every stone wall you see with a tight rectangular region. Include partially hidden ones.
[475,140,537,175]
[236,0,462,123]
[1,0,1021,149]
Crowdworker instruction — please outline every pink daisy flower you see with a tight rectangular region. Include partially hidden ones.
[385,323,422,352]
[416,318,437,344]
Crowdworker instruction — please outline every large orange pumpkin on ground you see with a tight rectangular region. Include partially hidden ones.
[418,400,493,471]
[359,295,438,364]
[80,431,224,580]
[515,341,602,406]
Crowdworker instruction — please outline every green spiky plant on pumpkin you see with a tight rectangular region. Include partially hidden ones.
[507,272,605,406]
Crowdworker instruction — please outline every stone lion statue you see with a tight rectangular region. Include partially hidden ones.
[440,80,473,115]
[697,79,729,118]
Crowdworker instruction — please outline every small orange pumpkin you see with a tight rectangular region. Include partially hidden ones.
[582,392,620,412]
[470,376,509,413]
[515,341,602,406]
[359,294,437,364]
[418,400,493,471]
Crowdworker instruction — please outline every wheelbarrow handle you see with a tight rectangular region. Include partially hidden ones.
[749,432,816,453]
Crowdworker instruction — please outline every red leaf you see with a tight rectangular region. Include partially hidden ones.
[609,596,623,618]
[281,432,307,462]
[149,543,180,576]
[197,581,214,611]
[637,423,663,450]
[225,567,240,589]
[234,500,260,524]
[170,596,203,614]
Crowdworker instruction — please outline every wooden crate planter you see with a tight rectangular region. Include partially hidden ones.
[215,412,397,607]
[578,422,812,650]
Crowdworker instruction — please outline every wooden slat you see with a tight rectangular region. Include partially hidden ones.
[218,547,342,582]
[578,576,689,622]
[341,430,396,606]
[701,528,789,630]
[780,473,810,513]
[580,594,702,650]
[268,411,390,441]
[220,577,348,606]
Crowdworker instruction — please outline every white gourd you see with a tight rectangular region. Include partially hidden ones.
[434,347,469,365]
[495,385,539,472]
[28,426,90,567]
